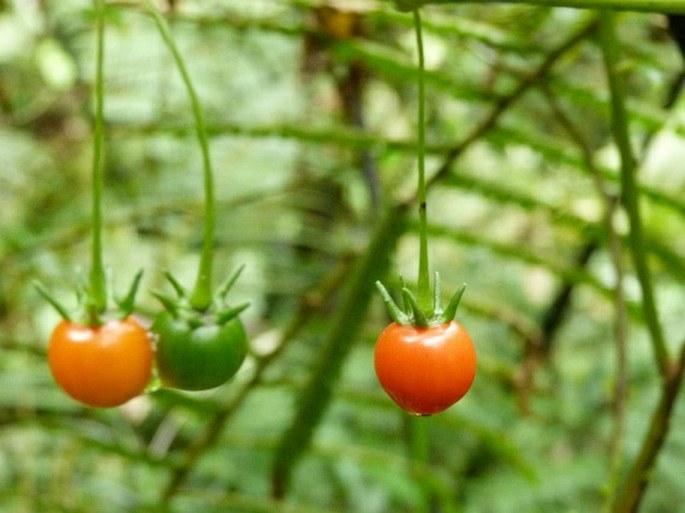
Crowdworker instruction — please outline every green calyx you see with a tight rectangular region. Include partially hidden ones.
[35,269,144,325]
[376,272,465,328]
[152,265,249,327]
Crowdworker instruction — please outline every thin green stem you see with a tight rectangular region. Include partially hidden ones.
[393,0,685,14]
[271,206,408,498]
[406,415,432,513]
[598,10,670,378]
[543,86,629,509]
[89,0,107,321]
[610,342,685,513]
[413,9,431,312]
[145,0,216,311]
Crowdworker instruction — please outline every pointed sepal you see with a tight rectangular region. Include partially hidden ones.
[34,281,73,322]
[153,265,250,325]
[216,302,250,325]
[375,281,410,325]
[164,272,187,298]
[441,283,466,323]
[375,272,466,328]
[401,287,429,328]
[151,291,181,317]
[215,265,245,304]
[116,269,144,318]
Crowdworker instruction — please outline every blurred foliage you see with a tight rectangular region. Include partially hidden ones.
[1,0,685,512]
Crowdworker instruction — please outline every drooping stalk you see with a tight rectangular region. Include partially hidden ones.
[146,1,216,311]
[413,9,431,312]
[89,0,108,321]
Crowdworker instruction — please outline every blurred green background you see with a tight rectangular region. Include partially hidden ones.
[1,0,685,511]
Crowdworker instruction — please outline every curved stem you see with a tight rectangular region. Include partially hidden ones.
[543,86,629,508]
[610,342,685,513]
[146,1,216,311]
[599,10,670,378]
[89,0,107,321]
[413,9,431,312]
[271,206,408,498]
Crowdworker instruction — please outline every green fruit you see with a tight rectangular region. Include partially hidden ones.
[153,311,247,391]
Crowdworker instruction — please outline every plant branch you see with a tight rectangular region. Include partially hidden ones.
[543,86,629,506]
[271,207,407,499]
[598,10,670,378]
[392,0,685,14]
[611,341,685,513]
[597,10,685,512]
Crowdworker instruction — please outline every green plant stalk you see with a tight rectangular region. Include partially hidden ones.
[611,342,685,513]
[599,10,685,513]
[406,415,433,513]
[413,9,431,312]
[598,10,670,378]
[271,206,408,499]
[145,0,216,311]
[88,0,108,320]
[392,0,685,14]
[542,86,630,507]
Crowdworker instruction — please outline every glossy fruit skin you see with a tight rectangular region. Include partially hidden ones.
[374,321,476,415]
[152,311,247,391]
[48,317,153,408]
